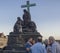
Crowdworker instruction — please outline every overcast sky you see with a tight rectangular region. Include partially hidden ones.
[0,0,60,40]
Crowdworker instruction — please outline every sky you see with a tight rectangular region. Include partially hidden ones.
[0,0,60,40]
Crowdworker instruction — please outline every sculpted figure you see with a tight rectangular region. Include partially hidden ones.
[23,9,31,25]
[14,17,22,33]
[22,9,37,32]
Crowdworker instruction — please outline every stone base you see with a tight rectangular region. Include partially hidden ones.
[2,45,26,53]
[3,32,42,53]
[8,32,42,44]
[0,50,26,53]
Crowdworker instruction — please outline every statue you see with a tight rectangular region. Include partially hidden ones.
[5,1,42,53]
[14,17,22,33]
[13,9,37,33]
[23,9,31,25]
[22,9,37,32]
[28,21,36,32]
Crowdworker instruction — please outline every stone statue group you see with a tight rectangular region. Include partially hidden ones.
[14,9,37,33]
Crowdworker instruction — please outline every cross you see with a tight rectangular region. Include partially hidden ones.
[21,0,36,13]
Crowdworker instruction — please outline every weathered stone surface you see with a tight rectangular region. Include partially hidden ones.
[0,50,26,53]
[13,9,37,33]
[8,32,41,45]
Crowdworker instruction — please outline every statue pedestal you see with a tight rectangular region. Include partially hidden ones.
[8,32,42,44]
[3,32,42,53]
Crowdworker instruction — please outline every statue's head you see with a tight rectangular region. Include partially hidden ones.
[17,17,21,21]
[23,9,28,14]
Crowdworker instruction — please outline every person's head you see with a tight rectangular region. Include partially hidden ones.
[37,36,42,42]
[44,39,48,45]
[28,37,33,43]
[49,36,55,44]
[32,39,35,45]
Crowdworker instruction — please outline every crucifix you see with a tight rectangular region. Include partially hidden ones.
[21,0,36,13]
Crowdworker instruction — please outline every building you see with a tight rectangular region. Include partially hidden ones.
[0,33,8,48]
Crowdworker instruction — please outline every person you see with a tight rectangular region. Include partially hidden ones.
[44,39,52,53]
[32,39,35,45]
[49,36,60,53]
[44,39,49,49]
[25,37,33,53]
[30,37,47,53]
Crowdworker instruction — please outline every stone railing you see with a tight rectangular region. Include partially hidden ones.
[0,50,26,53]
